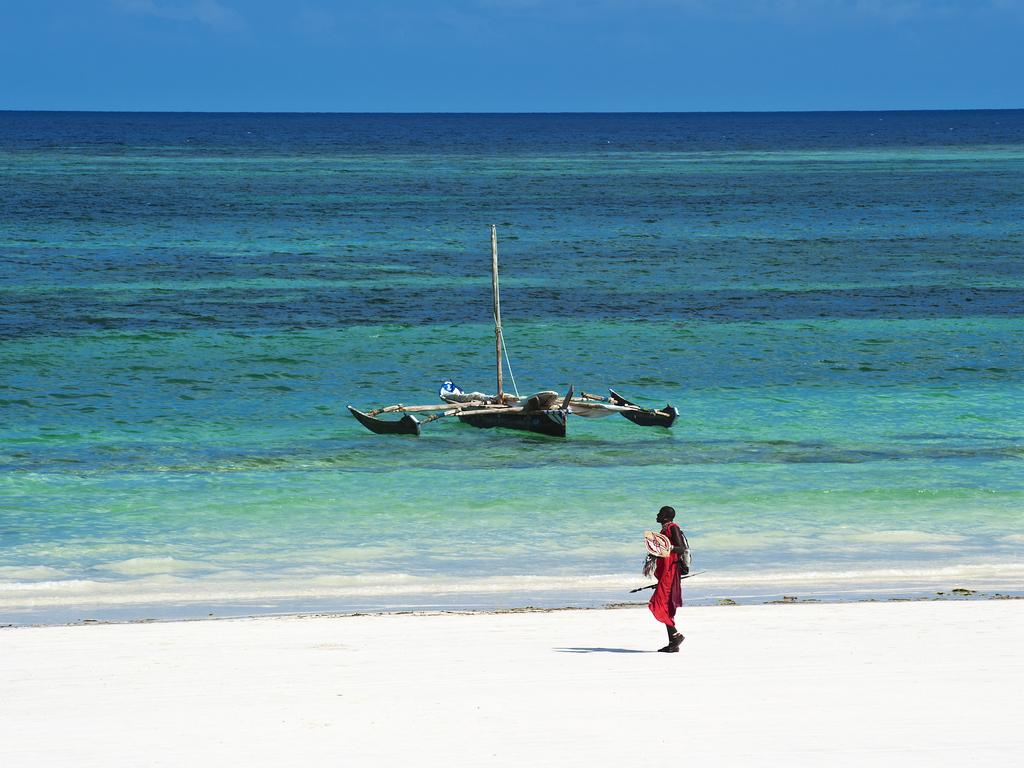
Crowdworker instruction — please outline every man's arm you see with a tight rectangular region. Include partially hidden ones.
[668,525,685,553]
[669,526,689,574]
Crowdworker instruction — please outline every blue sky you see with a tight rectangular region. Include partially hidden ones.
[2,1,1022,111]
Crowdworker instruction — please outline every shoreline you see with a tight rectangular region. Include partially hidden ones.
[6,555,1023,628]
[3,599,1021,766]
[5,560,1023,627]
[3,584,1020,630]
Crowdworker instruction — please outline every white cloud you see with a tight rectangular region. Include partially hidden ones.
[114,0,245,31]
[596,0,1024,23]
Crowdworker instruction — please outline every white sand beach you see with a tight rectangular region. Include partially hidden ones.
[2,600,1021,767]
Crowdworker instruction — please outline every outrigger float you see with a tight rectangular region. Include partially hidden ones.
[348,226,679,438]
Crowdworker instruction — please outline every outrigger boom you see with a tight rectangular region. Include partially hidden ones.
[348,227,680,438]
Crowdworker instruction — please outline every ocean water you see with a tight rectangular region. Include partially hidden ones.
[2,111,1022,624]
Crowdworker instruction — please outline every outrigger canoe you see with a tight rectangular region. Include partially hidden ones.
[348,227,679,438]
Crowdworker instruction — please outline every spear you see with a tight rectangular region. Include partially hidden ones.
[629,571,706,593]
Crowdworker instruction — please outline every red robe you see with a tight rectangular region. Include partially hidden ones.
[648,522,683,627]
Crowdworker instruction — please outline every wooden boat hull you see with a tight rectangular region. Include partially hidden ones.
[608,389,679,428]
[347,405,421,436]
[458,408,567,437]
[620,404,678,428]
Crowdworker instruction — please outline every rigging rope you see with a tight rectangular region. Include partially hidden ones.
[500,332,520,398]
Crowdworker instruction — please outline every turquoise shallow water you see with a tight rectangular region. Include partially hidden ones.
[1,112,1023,623]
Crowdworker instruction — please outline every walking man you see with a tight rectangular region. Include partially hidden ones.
[648,505,688,652]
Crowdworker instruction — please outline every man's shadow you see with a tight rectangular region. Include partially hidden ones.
[554,647,648,654]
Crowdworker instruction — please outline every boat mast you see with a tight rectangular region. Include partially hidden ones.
[491,224,503,401]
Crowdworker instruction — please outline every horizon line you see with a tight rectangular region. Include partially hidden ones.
[2,107,1023,116]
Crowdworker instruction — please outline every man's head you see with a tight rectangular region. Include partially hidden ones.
[657,505,676,524]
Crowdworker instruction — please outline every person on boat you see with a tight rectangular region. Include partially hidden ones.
[438,380,464,400]
[648,505,687,652]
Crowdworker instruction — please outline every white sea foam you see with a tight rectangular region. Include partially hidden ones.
[694,529,968,556]
[696,531,807,551]
[0,565,71,581]
[2,562,1022,614]
[92,557,211,576]
[847,530,965,544]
